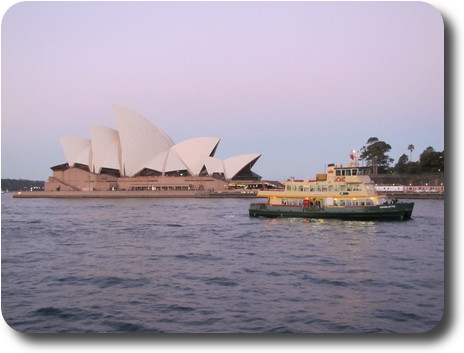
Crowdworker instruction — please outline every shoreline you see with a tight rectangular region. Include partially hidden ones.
[11,190,259,199]
[385,193,444,200]
[10,190,444,199]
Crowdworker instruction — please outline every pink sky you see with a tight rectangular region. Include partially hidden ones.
[1,1,443,180]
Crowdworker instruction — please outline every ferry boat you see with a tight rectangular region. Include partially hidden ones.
[249,158,414,221]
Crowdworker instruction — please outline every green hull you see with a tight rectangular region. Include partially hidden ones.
[249,202,414,221]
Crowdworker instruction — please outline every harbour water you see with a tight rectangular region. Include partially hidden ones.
[1,194,444,333]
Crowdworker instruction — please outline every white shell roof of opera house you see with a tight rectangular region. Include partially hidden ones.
[59,105,261,180]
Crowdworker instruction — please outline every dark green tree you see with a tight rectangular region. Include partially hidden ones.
[360,137,394,174]
[408,144,415,161]
[406,161,421,174]
[419,147,444,172]
[395,154,409,173]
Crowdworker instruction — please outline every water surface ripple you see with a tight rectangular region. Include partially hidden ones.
[1,195,444,333]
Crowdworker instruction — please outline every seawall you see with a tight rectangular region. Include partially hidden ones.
[12,190,443,200]
[385,193,444,200]
[12,190,258,199]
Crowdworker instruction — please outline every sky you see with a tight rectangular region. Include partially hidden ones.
[1,1,444,181]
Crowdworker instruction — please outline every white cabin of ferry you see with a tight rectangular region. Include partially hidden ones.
[258,161,389,207]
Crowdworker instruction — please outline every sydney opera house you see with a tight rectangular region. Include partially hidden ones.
[44,105,263,193]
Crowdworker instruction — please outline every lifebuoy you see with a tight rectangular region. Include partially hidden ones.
[336,177,341,182]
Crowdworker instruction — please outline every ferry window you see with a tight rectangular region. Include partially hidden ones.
[333,199,338,206]
[292,185,297,191]
[310,185,315,192]
[340,185,346,191]
[354,184,361,191]
[298,185,304,192]
[341,170,346,176]
[286,185,291,191]
[316,185,322,192]
[336,170,341,176]
[366,199,374,206]
[345,200,352,206]
[333,185,339,191]
[347,185,352,191]
[352,169,357,175]
[340,200,346,206]
[328,185,334,192]
[322,185,327,192]
[360,200,365,206]
[346,170,351,176]
[304,187,310,192]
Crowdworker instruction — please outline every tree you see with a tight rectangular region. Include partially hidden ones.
[395,154,409,173]
[408,144,415,161]
[1,179,44,191]
[419,147,444,172]
[406,161,421,174]
[360,137,394,174]
[398,154,409,164]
